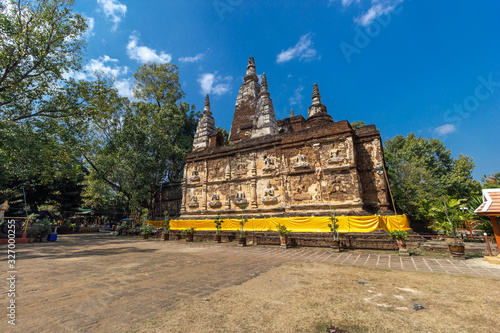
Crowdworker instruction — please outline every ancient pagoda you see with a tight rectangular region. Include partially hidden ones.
[179,57,391,219]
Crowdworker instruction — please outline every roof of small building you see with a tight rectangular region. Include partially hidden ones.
[475,189,500,216]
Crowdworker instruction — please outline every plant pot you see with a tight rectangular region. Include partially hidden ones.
[280,235,288,249]
[162,232,169,241]
[214,234,221,243]
[448,244,465,260]
[186,232,194,242]
[329,240,341,252]
[237,236,246,247]
[142,234,149,239]
[395,238,410,256]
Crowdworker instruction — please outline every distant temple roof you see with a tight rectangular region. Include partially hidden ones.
[475,189,500,216]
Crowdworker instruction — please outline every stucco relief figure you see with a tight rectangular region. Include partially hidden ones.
[233,191,248,206]
[327,148,344,165]
[190,166,200,182]
[293,184,312,201]
[262,156,276,173]
[209,193,222,208]
[188,195,199,208]
[262,181,279,204]
[293,153,310,170]
[235,163,247,177]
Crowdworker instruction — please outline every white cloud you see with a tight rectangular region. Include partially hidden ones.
[434,124,456,136]
[276,33,319,64]
[197,72,232,96]
[97,0,127,31]
[127,34,172,64]
[84,55,128,78]
[289,85,305,108]
[179,53,205,63]
[84,17,95,38]
[330,0,359,6]
[114,78,135,99]
[64,55,132,98]
[332,0,404,27]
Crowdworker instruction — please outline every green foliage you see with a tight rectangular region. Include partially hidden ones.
[387,230,409,240]
[327,208,339,241]
[180,227,195,236]
[27,217,52,238]
[384,133,481,219]
[140,223,153,235]
[216,126,229,144]
[350,120,366,130]
[83,62,199,211]
[133,62,184,107]
[163,211,170,230]
[276,224,291,236]
[469,195,493,235]
[0,1,118,217]
[421,196,470,244]
[482,172,500,189]
[214,212,223,235]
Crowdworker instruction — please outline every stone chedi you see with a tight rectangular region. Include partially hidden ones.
[180,57,391,219]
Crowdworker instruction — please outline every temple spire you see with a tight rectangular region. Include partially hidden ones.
[203,94,212,115]
[290,108,295,117]
[252,73,277,138]
[306,83,333,125]
[244,57,258,83]
[192,94,217,151]
[260,73,269,95]
[312,83,322,105]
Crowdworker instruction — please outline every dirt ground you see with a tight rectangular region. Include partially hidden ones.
[4,233,500,333]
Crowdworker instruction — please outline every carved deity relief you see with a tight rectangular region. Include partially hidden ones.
[190,165,200,182]
[209,193,222,208]
[233,190,248,207]
[293,153,310,170]
[327,147,344,165]
[293,184,312,201]
[262,156,277,173]
[261,181,279,204]
[234,163,247,178]
[188,194,199,208]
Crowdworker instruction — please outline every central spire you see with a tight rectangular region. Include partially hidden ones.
[203,94,212,115]
[244,57,258,83]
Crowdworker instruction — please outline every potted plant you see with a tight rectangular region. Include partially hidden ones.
[327,208,341,252]
[140,223,153,239]
[27,217,51,242]
[387,229,409,256]
[237,207,247,247]
[162,211,170,241]
[423,196,467,259]
[181,227,195,242]
[214,212,223,243]
[276,224,291,249]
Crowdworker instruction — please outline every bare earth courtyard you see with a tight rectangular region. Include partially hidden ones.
[4,234,500,333]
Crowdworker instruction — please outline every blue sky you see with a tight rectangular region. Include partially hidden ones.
[73,0,500,181]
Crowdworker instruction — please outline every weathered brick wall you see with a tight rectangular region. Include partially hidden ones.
[181,120,389,219]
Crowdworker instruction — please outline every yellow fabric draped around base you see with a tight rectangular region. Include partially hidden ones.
[169,215,411,233]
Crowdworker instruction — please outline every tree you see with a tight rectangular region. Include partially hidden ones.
[216,126,229,144]
[350,120,366,130]
[384,133,481,219]
[0,0,116,217]
[84,62,199,212]
[483,172,500,189]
